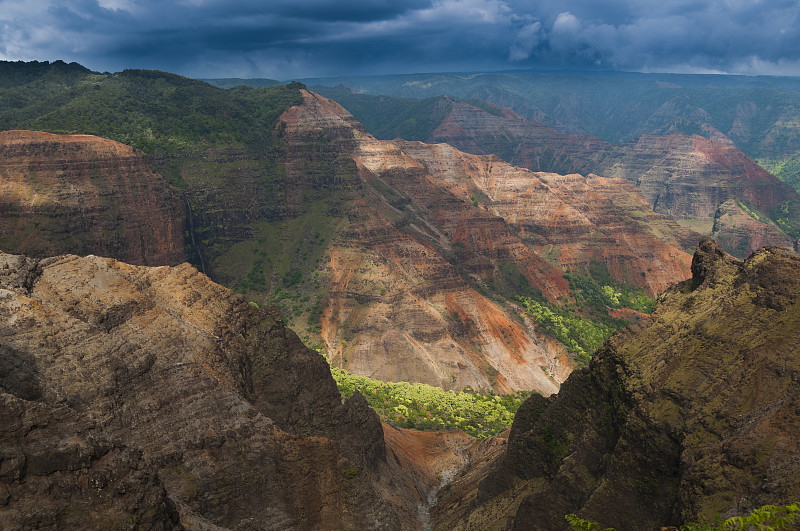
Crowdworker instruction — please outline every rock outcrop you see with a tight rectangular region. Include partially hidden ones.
[433,238,800,529]
[0,252,416,529]
[427,100,800,258]
[0,130,186,266]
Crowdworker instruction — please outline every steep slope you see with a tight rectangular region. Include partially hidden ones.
[0,65,575,394]
[0,251,429,529]
[0,63,306,277]
[0,130,186,266]
[395,139,695,295]
[0,63,697,394]
[309,70,800,195]
[425,100,800,257]
[313,88,800,258]
[433,239,800,530]
[280,90,572,393]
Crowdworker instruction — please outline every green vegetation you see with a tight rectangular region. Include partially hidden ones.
[520,263,654,365]
[760,155,800,194]
[565,514,615,531]
[330,365,531,438]
[567,262,655,315]
[311,85,452,141]
[519,297,616,366]
[683,502,800,530]
[0,64,304,167]
[566,501,800,530]
[737,201,763,222]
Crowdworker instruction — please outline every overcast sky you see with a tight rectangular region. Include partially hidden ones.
[1,0,799,79]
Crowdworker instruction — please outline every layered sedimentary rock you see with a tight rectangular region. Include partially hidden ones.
[0,130,186,266]
[396,140,696,295]
[428,100,800,257]
[0,252,415,529]
[433,239,800,529]
[281,90,572,394]
[0,91,699,396]
[711,199,795,258]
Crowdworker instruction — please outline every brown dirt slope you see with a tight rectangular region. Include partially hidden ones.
[433,238,800,530]
[281,90,575,393]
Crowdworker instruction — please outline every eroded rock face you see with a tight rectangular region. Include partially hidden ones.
[395,140,696,295]
[0,252,409,530]
[428,100,800,258]
[711,198,794,258]
[434,240,800,529]
[281,91,573,394]
[0,130,186,266]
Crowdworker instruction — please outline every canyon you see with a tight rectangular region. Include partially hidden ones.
[1,241,797,529]
[313,90,800,259]
[0,63,708,394]
[2,62,799,529]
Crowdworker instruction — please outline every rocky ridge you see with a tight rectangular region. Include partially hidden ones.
[395,139,695,295]
[278,90,698,392]
[427,100,799,257]
[0,251,450,529]
[432,238,800,529]
[280,90,572,393]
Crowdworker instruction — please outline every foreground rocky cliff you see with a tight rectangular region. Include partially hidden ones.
[0,252,436,529]
[0,130,186,266]
[433,238,800,529]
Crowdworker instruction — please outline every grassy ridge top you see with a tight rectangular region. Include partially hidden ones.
[0,61,304,175]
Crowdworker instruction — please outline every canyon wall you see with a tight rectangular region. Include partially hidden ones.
[0,130,186,266]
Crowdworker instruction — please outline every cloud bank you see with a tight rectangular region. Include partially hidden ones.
[1,0,799,79]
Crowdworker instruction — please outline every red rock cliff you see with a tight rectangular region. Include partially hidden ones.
[0,130,186,266]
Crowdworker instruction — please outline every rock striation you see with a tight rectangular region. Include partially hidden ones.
[395,140,696,295]
[433,238,800,529]
[427,100,800,258]
[0,252,419,529]
[0,130,186,266]
[280,90,575,394]
[0,89,699,396]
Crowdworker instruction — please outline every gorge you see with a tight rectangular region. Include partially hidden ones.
[1,61,799,529]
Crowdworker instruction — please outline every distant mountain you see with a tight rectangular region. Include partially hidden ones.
[313,89,800,258]
[306,70,800,195]
[435,239,800,529]
[204,77,282,89]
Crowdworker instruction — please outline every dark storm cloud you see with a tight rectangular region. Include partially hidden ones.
[1,0,799,78]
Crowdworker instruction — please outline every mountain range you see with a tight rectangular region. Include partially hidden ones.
[290,69,800,193]
[311,87,800,259]
[0,60,712,392]
[2,61,800,529]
